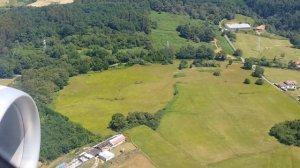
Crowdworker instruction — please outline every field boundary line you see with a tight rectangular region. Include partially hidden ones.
[128,136,160,168]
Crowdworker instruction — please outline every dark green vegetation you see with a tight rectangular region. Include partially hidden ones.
[270,120,300,146]
[255,78,264,85]
[252,66,264,78]
[178,60,188,70]
[0,0,299,164]
[109,112,160,131]
[176,24,216,43]
[149,0,251,24]
[245,0,300,37]
[244,78,251,84]
[0,0,157,162]
[244,57,288,70]
[176,45,215,59]
[39,105,100,161]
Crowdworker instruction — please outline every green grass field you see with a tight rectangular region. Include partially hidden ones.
[54,64,178,135]
[224,14,255,26]
[127,63,300,168]
[265,68,300,99]
[235,33,300,63]
[216,35,234,55]
[55,61,300,167]
[150,12,210,50]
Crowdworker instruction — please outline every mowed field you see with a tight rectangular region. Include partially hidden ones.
[127,63,300,168]
[150,12,210,50]
[235,33,300,62]
[54,64,178,135]
[265,68,300,99]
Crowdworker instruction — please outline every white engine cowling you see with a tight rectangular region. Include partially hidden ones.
[0,86,40,168]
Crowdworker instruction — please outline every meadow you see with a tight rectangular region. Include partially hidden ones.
[224,14,255,25]
[54,64,178,135]
[127,63,300,168]
[150,12,210,50]
[55,61,300,167]
[235,33,300,63]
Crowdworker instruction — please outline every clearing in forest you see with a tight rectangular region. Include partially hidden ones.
[150,11,210,50]
[54,64,178,135]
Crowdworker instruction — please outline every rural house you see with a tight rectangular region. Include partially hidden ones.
[284,81,298,90]
[256,25,265,32]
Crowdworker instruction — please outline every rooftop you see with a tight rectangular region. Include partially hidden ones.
[225,23,251,29]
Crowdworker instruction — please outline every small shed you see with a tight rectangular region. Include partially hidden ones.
[99,151,115,161]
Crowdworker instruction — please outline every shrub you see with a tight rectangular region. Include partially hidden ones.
[255,78,264,85]
[178,60,188,70]
[269,120,300,146]
[213,71,221,76]
[244,78,251,84]
[252,66,264,77]
[233,49,243,57]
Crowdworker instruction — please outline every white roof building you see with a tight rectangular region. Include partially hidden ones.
[99,151,115,161]
[225,23,251,30]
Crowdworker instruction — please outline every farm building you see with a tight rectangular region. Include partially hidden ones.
[225,23,251,31]
[87,148,101,157]
[295,61,300,69]
[108,134,126,147]
[99,151,115,161]
[284,81,297,90]
[256,25,265,31]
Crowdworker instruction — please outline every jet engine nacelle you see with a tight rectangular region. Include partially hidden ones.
[0,86,40,168]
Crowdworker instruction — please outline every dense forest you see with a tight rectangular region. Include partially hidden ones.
[0,0,299,162]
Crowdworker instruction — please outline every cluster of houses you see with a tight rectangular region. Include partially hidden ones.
[274,81,298,91]
[56,134,126,168]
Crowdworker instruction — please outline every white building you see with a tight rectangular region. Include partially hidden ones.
[284,81,297,90]
[225,23,251,31]
[99,151,115,161]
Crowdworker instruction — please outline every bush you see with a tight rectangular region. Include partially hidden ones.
[252,66,264,77]
[178,60,188,70]
[213,71,221,76]
[269,120,300,146]
[255,78,264,85]
[244,78,251,84]
[233,49,243,57]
